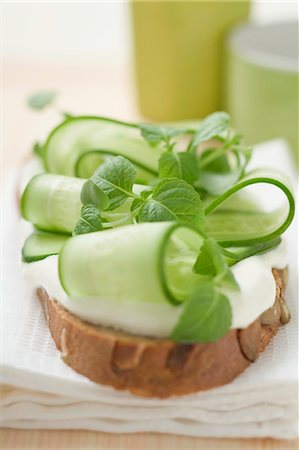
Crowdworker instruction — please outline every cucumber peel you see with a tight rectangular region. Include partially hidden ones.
[22,231,69,262]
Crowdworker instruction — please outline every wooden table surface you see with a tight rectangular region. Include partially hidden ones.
[1,62,298,450]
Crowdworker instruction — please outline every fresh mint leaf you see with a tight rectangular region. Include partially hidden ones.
[159,151,198,184]
[198,148,231,172]
[216,268,240,291]
[33,141,43,157]
[85,156,137,210]
[137,178,204,228]
[140,189,153,200]
[130,197,144,212]
[192,240,216,276]
[73,204,103,235]
[195,146,252,196]
[196,166,243,197]
[27,90,57,110]
[171,282,232,343]
[192,112,230,146]
[194,238,239,291]
[139,123,185,147]
[81,180,110,210]
[131,189,153,212]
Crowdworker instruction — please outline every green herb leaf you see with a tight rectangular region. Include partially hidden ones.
[216,268,239,291]
[171,282,232,343]
[195,147,252,196]
[196,167,243,197]
[73,204,103,235]
[84,156,137,210]
[140,189,153,200]
[159,151,198,184]
[130,197,144,212]
[192,240,216,276]
[139,123,185,147]
[130,189,153,213]
[27,91,57,110]
[81,180,110,210]
[192,112,231,146]
[137,178,204,228]
[194,238,239,291]
[33,142,43,158]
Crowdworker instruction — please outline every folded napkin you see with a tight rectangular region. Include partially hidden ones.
[1,140,298,438]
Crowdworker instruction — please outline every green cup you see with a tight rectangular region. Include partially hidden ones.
[224,22,298,164]
[131,1,250,121]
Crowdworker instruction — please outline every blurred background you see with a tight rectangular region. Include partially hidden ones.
[2,1,298,168]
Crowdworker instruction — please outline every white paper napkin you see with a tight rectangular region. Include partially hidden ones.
[1,140,298,438]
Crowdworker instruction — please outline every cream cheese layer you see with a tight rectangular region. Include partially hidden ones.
[23,242,288,338]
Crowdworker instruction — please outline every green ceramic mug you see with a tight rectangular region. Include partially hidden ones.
[131,1,250,121]
[224,22,298,164]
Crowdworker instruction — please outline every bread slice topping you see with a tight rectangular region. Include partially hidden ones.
[19,110,295,395]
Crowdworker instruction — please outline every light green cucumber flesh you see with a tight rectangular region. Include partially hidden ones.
[205,207,286,242]
[59,222,204,305]
[161,225,204,303]
[22,232,69,262]
[43,117,163,177]
[21,173,84,233]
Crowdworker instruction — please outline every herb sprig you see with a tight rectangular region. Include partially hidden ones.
[139,112,252,197]
[73,156,205,235]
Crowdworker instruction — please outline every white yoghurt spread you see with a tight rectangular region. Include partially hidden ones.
[22,242,288,338]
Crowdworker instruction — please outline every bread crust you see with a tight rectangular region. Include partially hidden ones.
[37,268,289,398]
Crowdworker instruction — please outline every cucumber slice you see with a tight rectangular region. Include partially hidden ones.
[21,173,151,233]
[75,150,157,183]
[22,232,69,262]
[204,170,295,246]
[21,174,85,233]
[43,117,163,178]
[59,222,204,305]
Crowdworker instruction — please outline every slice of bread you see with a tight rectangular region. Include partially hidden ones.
[37,268,289,398]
